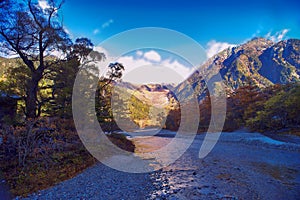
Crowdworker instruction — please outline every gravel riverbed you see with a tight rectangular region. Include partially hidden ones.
[20,131,300,200]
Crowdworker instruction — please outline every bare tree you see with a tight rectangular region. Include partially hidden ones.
[0,0,72,118]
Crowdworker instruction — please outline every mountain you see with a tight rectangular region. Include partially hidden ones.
[104,38,300,130]
[258,39,300,84]
[175,38,300,101]
[112,82,179,129]
[0,56,20,77]
[2,38,299,130]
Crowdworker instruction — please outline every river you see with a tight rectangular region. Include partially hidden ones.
[21,130,300,199]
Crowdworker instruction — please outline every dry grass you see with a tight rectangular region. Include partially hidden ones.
[0,118,135,197]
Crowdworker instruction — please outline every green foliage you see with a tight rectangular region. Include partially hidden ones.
[49,58,80,118]
[224,85,263,131]
[196,83,300,133]
[95,81,114,123]
[0,0,72,118]
[0,61,29,96]
[129,95,150,121]
[246,84,300,131]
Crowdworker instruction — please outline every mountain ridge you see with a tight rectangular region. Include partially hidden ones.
[175,38,300,101]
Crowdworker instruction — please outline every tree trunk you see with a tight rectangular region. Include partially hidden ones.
[25,71,42,118]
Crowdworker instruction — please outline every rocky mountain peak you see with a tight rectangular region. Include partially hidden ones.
[175,38,300,101]
[237,37,274,56]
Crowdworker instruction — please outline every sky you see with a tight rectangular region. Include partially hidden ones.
[41,0,300,83]
[60,0,300,44]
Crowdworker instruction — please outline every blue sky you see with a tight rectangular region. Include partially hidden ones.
[60,0,300,46]
[47,0,300,83]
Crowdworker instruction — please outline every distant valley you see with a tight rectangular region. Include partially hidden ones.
[112,38,300,130]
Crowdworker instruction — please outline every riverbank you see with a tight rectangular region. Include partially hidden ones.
[19,130,300,199]
[0,127,135,198]
[146,131,300,199]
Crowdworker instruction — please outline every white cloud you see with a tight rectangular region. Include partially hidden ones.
[143,50,161,62]
[265,31,271,39]
[0,45,18,58]
[92,19,114,35]
[63,26,73,39]
[102,19,114,29]
[89,48,193,84]
[64,27,70,35]
[136,50,143,57]
[277,29,289,41]
[251,29,261,38]
[161,59,193,80]
[116,51,192,84]
[206,40,236,58]
[49,49,65,58]
[93,29,100,35]
[118,56,151,71]
[265,29,289,42]
[38,0,50,10]
[93,46,111,59]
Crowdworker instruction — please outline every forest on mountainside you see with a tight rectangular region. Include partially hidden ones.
[166,83,300,135]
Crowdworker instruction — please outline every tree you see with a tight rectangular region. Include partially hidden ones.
[95,62,125,132]
[0,0,71,118]
[224,85,261,130]
[198,91,211,132]
[246,84,300,131]
[72,38,94,63]
[50,38,94,118]
[47,35,124,123]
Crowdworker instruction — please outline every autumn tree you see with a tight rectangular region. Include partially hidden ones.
[0,0,71,118]
[198,91,211,132]
[224,85,261,130]
[246,84,300,131]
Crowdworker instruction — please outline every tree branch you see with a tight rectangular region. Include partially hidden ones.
[0,29,35,72]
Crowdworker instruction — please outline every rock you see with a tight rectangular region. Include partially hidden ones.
[234,167,241,171]
[160,193,169,199]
